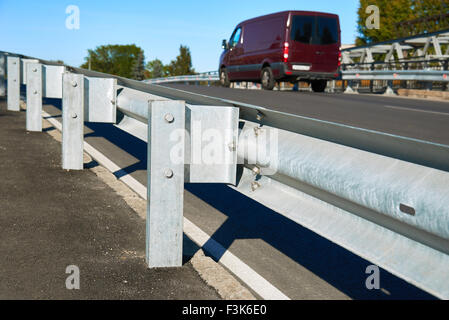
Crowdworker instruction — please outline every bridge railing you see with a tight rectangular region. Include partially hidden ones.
[340,29,449,93]
[1,49,449,299]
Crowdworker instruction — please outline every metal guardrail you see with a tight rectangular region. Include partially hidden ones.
[342,69,449,81]
[144,71,219,85]
[340,29,449,94]
[1,50,449,299]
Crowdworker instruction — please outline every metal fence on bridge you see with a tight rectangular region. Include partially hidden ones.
[341,28,449,94]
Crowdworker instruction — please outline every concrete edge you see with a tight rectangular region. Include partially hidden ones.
[40,116,256,301]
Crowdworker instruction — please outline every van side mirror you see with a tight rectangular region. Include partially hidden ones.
[222,39,228,50]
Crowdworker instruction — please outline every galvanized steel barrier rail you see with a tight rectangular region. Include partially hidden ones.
[1,50,449,299]
[144,71,219,85]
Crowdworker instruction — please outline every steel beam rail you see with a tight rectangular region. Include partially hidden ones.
[144,71,219,85]
[342,69,449,81]
[135,84,449,173]
[2,49,449,299]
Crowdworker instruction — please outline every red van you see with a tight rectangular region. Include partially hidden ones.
[219,11,341,92]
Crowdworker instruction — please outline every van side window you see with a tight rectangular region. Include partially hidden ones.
[290,16,314,44]
[229,27,242,47]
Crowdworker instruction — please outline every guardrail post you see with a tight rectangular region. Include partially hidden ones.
[7,57,20,111]
[344,80,358,94]
[384,80,396,96]
[369,64,374,93]
[147,100,185,268]
[0,53,5,97]
[26,63,43,131]
[445,60,449,91]
[62,73,84,170]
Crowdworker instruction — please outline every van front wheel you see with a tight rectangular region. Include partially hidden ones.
[261,67,275,90]
[220,68,230,88]
[311,80,327,92]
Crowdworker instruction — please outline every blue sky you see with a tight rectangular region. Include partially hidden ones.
[0,0,359,72]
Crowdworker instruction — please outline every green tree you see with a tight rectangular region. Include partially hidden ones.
[356,0,449,45]
[146,58,166,78]
[81,44,145,79]
[166,45,195,76]
[132,50,145,81]
[356,0,413,45]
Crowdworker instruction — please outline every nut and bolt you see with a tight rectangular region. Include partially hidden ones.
[71,112,77,119]
[164,169,174,179]
[71,81,78,87]
[256,111,264,121]
[252,166,261,176]
[164,113,174,123]
[251,181,261,191]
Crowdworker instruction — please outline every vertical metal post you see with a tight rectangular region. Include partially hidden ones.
[444,60,449,91]
[62,73,84,170]
[369,63,374,93]
[344,80,358,94]
[7,57,20,111]
[0,53,5,97]
[384,80,396,96]
[26,63,43,132]
[147,100,185,268]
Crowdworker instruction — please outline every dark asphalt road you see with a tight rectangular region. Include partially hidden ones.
[0,101,220,300]
[161,84,449,145]
[40,99,436,300]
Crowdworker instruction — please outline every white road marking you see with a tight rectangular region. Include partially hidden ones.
[42,110,290,301]
[384,105,449,116]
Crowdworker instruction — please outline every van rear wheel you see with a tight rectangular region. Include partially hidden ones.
[220,68,230,88]
[311,80,327,92]
[261,67,275,90]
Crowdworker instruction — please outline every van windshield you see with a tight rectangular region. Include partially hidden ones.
[291,15,339,45]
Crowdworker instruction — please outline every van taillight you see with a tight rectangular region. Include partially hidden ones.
[338,51,342,67]
[283,42,289,62]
